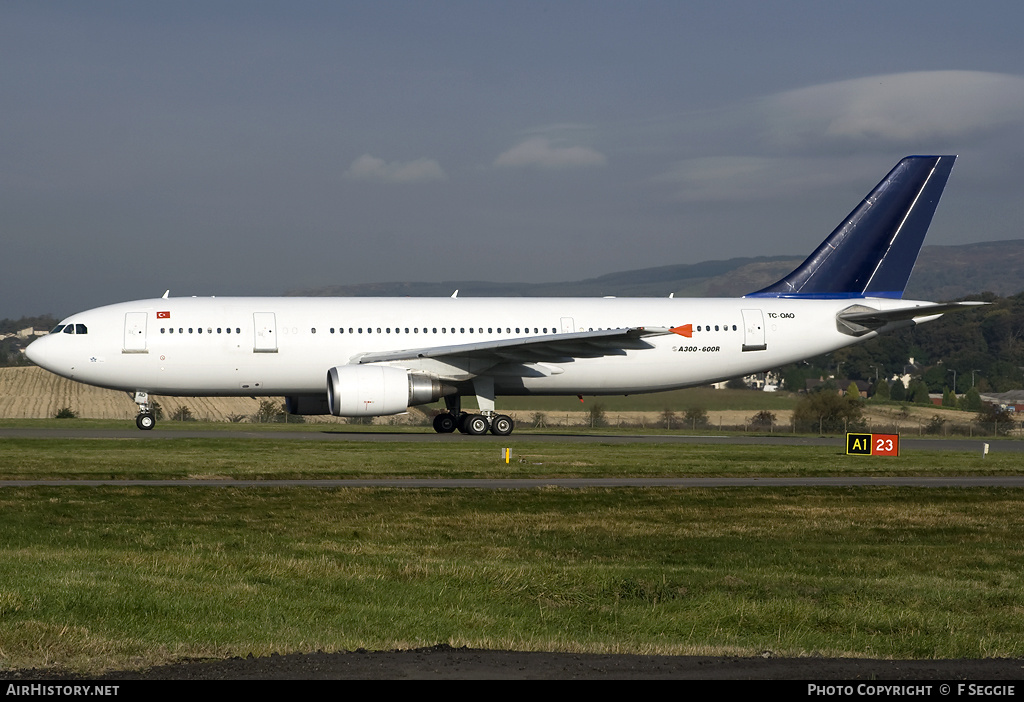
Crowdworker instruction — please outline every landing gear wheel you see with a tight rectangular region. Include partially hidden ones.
[432,413,457,434]
[136,412,156,431]
[490,414,514,436]
[465,414,490,436]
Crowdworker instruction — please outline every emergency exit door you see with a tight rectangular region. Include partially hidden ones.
[741,309,767,352]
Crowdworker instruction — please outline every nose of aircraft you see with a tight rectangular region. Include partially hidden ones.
[25,335,56,372]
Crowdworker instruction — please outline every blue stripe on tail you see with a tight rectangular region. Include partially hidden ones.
[746,155,956,299]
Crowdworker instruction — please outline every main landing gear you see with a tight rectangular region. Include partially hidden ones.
[133,391,156,431]
[432,395,514,436]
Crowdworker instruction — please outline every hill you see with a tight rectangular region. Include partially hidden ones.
[286,240,1024,301]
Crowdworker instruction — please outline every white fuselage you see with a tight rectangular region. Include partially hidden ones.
[26,295,903,399]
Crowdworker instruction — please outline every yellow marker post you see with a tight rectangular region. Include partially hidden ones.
[501,448,510,464]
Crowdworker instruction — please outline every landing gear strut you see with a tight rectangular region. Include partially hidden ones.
[133,391,156,431]
[432,395,515,436]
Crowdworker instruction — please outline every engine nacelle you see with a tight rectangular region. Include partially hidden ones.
[327,365,453,417]
[284,395,332,415]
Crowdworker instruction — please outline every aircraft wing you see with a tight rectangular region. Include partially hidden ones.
[837,301,987,332]
[351,327,675,365]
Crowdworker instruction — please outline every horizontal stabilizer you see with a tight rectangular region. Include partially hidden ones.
[836,301,987,336]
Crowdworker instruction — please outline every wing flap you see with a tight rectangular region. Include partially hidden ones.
[351,327,672,366]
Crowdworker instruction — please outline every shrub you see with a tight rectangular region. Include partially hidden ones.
[171,405,194,422]
[54,407,78,419]
[683,407,709,429]
[793,388,864,434]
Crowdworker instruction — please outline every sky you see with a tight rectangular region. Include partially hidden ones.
[3,1,1024,319]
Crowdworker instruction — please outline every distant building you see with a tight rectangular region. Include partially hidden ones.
[980,391,1024,413]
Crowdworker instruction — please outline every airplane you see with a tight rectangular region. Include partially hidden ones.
[27,155,984,434]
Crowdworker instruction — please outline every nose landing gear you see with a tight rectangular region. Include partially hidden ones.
[132,391,156,430]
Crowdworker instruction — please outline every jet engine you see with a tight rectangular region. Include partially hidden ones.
[327,365,454,417]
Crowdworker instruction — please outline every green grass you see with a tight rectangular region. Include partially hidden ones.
[0,486,1022,672]
[0,434,1022,673]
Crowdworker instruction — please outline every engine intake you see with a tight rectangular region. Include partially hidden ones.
[327,365,453,417]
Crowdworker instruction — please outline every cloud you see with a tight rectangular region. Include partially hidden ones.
[654,156,853,202]
[654,71,1024,202]
[494,137,607,169]
[760,71,1024,152]
[344,155,447,183]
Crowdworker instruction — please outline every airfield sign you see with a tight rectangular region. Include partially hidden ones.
[846,433,900,457]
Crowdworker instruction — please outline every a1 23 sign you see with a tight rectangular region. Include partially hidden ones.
[847,433,899,457]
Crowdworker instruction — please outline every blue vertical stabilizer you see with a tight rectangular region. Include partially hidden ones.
[747,155,956,299]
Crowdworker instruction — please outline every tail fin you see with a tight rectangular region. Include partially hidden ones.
[747,155,956,299]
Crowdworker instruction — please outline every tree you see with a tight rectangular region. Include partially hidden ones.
[749,410,776,429]
[890,378,906,402]
[660,409,677,429]
[171,405,194,422]
[874,379,890,401]
[254,400,282,423]
[942,387,957,407]
[959,387,982,412]
[907,379,932,405]
[684,407,709,430]
[977,403,1015,437]
[846,381,862,400]
[793,388,864,434]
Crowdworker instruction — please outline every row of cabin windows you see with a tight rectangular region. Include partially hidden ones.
[325,326,555,335]
[160,327,242,335]
[156,324,741,336]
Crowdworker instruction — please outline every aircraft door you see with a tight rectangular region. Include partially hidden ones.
[741,309,767,352]
[253,312,278,353]
[560,317,575,333]
[123,312,148,353]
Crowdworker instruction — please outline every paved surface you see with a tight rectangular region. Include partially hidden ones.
[4,477,1024,488]
[1,426,1021,453]
[4,646,1024,680]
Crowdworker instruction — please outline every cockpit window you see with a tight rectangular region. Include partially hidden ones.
[63,325,74,334]
[51,325,65,334]
[75,324,88,335]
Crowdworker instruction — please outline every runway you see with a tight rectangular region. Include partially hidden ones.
[1,425,1020,454]
[2,426,1022,488]
[3,476,1024,488]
